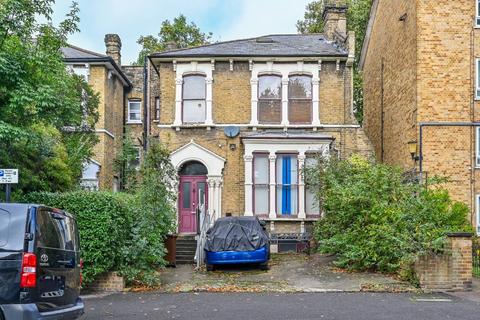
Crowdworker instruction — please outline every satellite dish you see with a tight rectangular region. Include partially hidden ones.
[224,126,240,138]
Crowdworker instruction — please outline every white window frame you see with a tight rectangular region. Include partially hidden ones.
[476,0,480,27]
[476,59,480,100]
[250,62,321,127]
[132,146,141,171]
[154,96,160,121]
[476,194,480,235]
[127,100,142,124]
[476,127,480,167]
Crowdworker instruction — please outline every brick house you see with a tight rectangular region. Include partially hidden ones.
[360,0,480,234]
[142,4,372,238]
[62,5,373,243]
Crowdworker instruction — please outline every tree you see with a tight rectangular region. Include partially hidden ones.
[0,0,99,197]
[297,0,372,123]
[135,14,212,65]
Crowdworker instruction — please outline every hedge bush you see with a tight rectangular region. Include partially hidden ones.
[23,191,135,285]
[305,155,473,279]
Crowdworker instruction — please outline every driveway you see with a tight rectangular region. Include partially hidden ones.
[156,253,413,293]
[79,291,480,320]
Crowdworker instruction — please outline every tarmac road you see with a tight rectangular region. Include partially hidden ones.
[79,291,480,320]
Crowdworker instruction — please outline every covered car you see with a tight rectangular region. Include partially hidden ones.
[204,216,270,270]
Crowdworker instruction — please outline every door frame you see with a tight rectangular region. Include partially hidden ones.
[178,175,208,234]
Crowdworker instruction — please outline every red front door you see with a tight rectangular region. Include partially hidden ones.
[179,176,208,234]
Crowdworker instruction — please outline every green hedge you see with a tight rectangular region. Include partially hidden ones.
[23,191,135,285]
[305,155,473,280]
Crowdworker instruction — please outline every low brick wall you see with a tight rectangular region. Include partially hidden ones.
[86,272,125,292]
[415,233,472,291]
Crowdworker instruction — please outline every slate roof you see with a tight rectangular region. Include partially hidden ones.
[61,44,132,87]
[150,34,347,59]
[61,45,108,60]
[241,131,334,140]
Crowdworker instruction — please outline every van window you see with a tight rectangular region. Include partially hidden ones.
[36,210,78,251]
[0,206,28,251]
[0,209,10,247]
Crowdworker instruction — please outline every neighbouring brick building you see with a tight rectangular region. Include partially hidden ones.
[360,0,480,234]
[62,3,373,239]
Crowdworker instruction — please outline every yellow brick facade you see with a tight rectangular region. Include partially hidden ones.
[88,65,125,190]
[362,0,479,228]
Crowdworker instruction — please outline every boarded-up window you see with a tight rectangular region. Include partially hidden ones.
[183,75,206,123]
[289,75,312,124]
[258,75,282,124]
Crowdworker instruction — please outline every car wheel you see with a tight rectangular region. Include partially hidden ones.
[260,262,270,271]
[206,264,215,271]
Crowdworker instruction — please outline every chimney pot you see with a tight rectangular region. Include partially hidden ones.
[104,34,122,66]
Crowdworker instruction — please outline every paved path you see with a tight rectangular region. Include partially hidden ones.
[157,254,412,292]
[80,292,480,320]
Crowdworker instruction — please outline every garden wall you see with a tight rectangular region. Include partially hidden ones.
[414,233,472,291]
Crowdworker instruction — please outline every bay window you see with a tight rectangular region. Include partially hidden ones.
[183,74,206,123]
[289,75,312,124]
[276,154,298,215]
[253,154,269,215]
[258,75,282,124]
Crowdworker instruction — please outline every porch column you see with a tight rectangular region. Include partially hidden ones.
[269,153,277,219]
[215,177,223,221]
[244,155,254,216]
[312,78,320,126]
[298,153,306,219]
[250,78,259,126]
[281,78,289,126]
[174,78,183,126]
[205,77,214,125]
[207,177,216,218]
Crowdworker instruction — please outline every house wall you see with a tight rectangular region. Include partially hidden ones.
[88,65,125,190]
[153,59,373,222]
[123,66,144,146]
[362,0,478,225]
[362,0,417,169]
[416,0,474,214]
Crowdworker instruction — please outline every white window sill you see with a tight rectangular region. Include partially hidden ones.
[260,217,319,222]
[126,121,142,125]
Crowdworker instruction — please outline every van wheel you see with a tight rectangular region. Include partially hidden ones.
[206,264,215,271]
[260,262,270,271]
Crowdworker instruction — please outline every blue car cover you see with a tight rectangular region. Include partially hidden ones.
[204,217,269,252]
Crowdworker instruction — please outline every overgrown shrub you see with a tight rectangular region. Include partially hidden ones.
[119,141,177,286]
[23,191,135,285]
[305,155,472,278]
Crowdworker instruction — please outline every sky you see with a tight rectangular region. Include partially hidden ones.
[51,0,312,65]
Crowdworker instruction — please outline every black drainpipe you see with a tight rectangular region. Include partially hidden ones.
[143,56,148,151]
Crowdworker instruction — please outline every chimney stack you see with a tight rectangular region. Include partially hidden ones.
[322,0,347,40]
[104,34,122,66]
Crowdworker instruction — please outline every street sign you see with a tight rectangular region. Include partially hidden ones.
[0,169,18,184]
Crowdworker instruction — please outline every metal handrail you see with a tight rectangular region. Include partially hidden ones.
[195,205,211,269]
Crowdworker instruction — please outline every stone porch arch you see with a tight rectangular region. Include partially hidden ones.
[170,140,226,222]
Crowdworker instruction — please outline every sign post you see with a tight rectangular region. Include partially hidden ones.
[0,169,19,203]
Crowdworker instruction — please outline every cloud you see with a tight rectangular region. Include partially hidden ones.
[52,0,313,65]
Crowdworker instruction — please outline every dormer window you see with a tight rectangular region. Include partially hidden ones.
[182,74,206,123]
[258,75,282,124]
[288,75,312,124]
